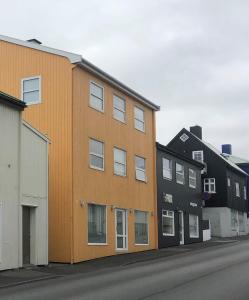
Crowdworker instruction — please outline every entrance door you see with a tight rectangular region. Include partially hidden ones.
[22,206,31,265]
[179,211,184,245]
[115,209,128,250]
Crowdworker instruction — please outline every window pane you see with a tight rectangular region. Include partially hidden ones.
[114,96,125,111]
[163,158,172,180]
[114,109,125,122]
[114,148,126,164]
[114,162,126,176]
[23,78,39,91]
[135,119,145,132]
[117,236,123,249]
[90,139,103,156]
[162,212,174,236]
[90,95,103,111]
[135,107,144,121]
[135,211,148,244]
[136,156,145,170]
[88,204,106,243]
[23,90,40,103]
[136,169,146,181]
[91,83,103,99]
[90,155,103,169]
[116,211,123,235]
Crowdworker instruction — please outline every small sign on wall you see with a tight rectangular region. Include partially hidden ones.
[163,193,173,203]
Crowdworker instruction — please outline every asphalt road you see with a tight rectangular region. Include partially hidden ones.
[1,240,249,300]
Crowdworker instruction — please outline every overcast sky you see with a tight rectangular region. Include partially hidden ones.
[1,0,249,158]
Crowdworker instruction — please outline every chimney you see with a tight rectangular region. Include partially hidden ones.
[27,38,42,45]
[222,144,232,155]
[190,125,202,140]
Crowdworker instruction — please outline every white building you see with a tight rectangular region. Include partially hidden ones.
[0,92,49,270]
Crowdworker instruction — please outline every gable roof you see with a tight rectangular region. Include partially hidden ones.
[224,154,249,165]
[169,128,248,176]
[0,91,26,111]
[0,34,160,111]
[156,142,204,169]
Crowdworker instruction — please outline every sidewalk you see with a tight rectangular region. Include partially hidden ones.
[0,235,248,289]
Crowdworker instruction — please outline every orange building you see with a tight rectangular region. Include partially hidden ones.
[0,35,160,263]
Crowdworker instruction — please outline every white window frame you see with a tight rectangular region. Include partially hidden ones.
[162,158,172,180]
[189,214,199,238]
[114,147,127,177]
[244,186,247,200]
[176,163,185,185]
[135,211,149,246]
[135,155,147,182]
[162,210,175,236]
[88,204,107,245]
[204,178,216,193]
[113,94,126,123]
[189,168,197,189]
[89,81,104,112]
[192,150,204,163]
[235,182,240,197]
[134,106,145,132]
[89,138,104,171]
[21,75,41,105]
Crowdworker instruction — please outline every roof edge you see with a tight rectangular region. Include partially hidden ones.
[22,120,51,143]
[0,91,26,110]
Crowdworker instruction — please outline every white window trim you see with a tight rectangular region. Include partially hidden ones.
[244,186,247,200]
[113,94,126,123]
[88,204,108,245]
[162,210,175,236]
[135,155,147,182]
[89,138,105,171]
[89,80,105,112]
[135,210,149,246]
[189,168,197,189]
[176,163,185,185]
[227,178,231,187]
[162,157,172,181]
[114,147,127,177]
[189,214,199,238]
[204,178,216,193]
[134,106,145,133]
[192,150,204,163]
[21,75,42,105]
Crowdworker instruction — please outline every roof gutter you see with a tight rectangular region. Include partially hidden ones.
[77,60,160,111]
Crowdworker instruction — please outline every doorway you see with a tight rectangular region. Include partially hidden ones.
[115,209,128,251]
[22,206,32,265]
[179,211,184,245]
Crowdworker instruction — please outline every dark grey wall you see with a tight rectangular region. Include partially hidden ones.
[157,146,203,248]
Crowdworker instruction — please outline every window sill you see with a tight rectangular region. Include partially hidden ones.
[176,181,184,185]
[25,101,42,106]
[190,236,199,239]
[88,243,108,246]
[89,104,105,114]
[114,172,127,178]
[163,233,175,237]
[135,243,149,246]
[89,166,105,172]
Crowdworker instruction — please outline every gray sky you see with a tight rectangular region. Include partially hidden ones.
[1,0,249,158]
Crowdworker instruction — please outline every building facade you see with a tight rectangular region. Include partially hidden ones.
[167,126,248,237]
[0,92,48,270]
[0,35,159,263]
[156,143,203,248]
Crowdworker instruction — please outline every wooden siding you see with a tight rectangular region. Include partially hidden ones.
[72,67,157,262]
[0,40,73,262]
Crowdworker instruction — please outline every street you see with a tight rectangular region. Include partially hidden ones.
[1,239,249,299]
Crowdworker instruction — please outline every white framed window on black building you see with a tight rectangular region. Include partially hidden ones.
[21,76,41,105]
[88,204,107,244]
[204,178,216,193]
[135,211,149,245]
[113,95,126,123]
[90,81,104,112]
[235,182,240,197]
[134,107,145,132]
[162,158,172,180]
[192,150,204,163]
[114,147,126,177]
[189,214,199,238]
[176,163,184,185]
[189,168,197,188]
[89,138,104,171]
[135,156,146,182]
[162,210,175,236]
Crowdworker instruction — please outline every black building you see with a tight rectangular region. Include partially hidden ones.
[167,126,248,237]
[156,143,203,248]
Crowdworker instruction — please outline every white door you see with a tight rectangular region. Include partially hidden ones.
[179,211,184,245]
[115,209,128,250]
